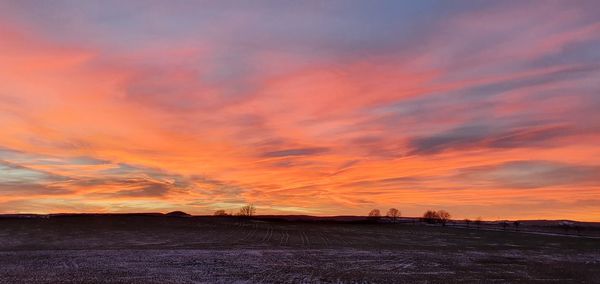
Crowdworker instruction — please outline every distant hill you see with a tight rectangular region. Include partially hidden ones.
[165,211,191,217]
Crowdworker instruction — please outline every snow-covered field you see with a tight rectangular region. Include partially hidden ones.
[0,215,598,283]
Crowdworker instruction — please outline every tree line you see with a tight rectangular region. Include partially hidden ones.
[214,204,256,217]
[214,206,443,224]
[368,208,452,225]
[367,208,401,222]
[211,206,588,236]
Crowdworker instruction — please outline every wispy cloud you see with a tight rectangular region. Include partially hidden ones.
[407,124,572,155]
[261,147,330,158]
[456,160,600,189]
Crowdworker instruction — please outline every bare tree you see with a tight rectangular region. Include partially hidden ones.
[368,209,381,221]
[238,204,256,217]
[513,221,520,231]
[422,210,438,224]
[386,208,400,223]
[437,210,451,226]
[214,210,229,216]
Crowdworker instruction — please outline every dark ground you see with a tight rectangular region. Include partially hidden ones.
[0,215,599,283]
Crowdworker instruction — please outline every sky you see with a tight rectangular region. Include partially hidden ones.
[0,0,599,221]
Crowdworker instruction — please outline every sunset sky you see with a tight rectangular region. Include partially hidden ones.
[1,1,599,221]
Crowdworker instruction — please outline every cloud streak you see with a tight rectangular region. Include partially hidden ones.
[261,147,330,158]
[408,124,572,155]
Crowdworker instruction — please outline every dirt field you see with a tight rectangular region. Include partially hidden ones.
[0,215,599,283]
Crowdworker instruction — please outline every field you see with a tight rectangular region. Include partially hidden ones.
[1,215,599,283]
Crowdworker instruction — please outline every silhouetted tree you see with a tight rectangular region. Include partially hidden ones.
[437,210,451,226]
[422,210,439,224]
[368,209,382,221]
[513,221,520,231]
[214,210,229,216]
[386,208,400,223]
[501,221,509,230]
[465,219,471,228]
[238,204,256,217]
